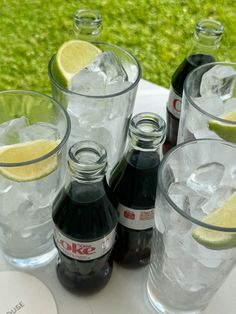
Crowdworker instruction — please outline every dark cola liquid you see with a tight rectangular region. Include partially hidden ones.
[164,53,215,152]
[52,179,117,294]
[110,149,159,268]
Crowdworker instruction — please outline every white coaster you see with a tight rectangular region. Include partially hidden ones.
[0,271,58,314]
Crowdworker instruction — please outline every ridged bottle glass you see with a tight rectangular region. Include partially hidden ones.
[52,141,117,293]
[110,112,166,268]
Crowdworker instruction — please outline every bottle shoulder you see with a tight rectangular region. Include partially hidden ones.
[52,180,117,241]
[110,150,159,209]
[171,54,215,95]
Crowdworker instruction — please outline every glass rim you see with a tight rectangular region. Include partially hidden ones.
[183,61,236,126]
[130,112,166,140]
[48,41,142,99]
[68,140,107,171]
[195,19,224,36]
[73,8,102,25]
[158,138,236,232]
[0,89,71,167]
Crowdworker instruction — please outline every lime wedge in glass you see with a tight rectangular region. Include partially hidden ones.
[192,191,236,250]
[52,40,101,88]
[0,139,59,182]
[208,111,236,143]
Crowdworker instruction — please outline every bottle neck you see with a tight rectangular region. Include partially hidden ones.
[129,134,165,152]
[188,38,219,57]
[128,112,166,152]
[68,141,107,183]
[188,19,224,58]
[73,8,103,41]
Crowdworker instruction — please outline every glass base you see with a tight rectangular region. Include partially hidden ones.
[3,247,57,269]
[146,281,202,314]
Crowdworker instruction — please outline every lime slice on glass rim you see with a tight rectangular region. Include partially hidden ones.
[192,191,236,250]
[208,111,236,143]
[0,139,59,182]
[52,40,102,88]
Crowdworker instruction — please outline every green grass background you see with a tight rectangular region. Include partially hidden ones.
[0,0,235,94]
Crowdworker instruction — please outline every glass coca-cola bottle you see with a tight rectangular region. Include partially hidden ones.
[109,112,166,268]
[164,19,224,153]
[52,141,117,294]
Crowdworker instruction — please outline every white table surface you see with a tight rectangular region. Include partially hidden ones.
[1,79,236,314]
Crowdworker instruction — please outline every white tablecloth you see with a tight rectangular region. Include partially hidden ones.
[0,79,236,314]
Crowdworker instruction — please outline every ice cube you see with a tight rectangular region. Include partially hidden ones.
[168,182,192,212]
[166,159,191,183]
[196,243,225,268]
[68,96,109,128]
[99,51,128,84]
[19,122,60,142]
[17,164,66,210]
[69,125,114,161]
[186,95,224,139]
[223,98,236,114]
[193,95,224,116]
[71,67,106,95]
[166,182,194,231]
[154,210,165,234]
[201,185,235,215]
[163,230,205,292]
[0,184,33,231]
[0,117,29,145]
[187,162,225,198]
[200,65,236,100]
[70,51,128,96]
[189,196,208,221]
[105,81,132,95]
[184,229,225,269]
[164,230,183,259]
[67,107,81,144]
[168,181,206,220]
[221,165,236,188]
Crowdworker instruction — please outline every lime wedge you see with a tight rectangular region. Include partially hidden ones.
[192,191,236,250]
[208,111,236,143]
[53,40,101,88]
[0,139,59,182]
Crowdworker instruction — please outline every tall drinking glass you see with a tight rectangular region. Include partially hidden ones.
[0,90,71,268]
[147,139,236,314]
[178,62,236,144]
[48,42,141,169]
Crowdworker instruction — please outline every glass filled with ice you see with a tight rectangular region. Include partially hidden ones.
[147,139,236,314]
[48,42,141,170]
[0,90,70,268]
[178,62,236,144]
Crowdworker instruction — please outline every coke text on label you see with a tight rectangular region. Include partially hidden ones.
[166,86,182,119]
[54,227,116,261]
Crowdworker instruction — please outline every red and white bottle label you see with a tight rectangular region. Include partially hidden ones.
[54,226,116,261]
[166,86,182,119]
[118,203,154,230]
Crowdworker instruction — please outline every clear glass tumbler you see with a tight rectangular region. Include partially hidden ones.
[178,62,236,144]
[147,139,236,314]
[0,90,71,268]
[48,42,141,170]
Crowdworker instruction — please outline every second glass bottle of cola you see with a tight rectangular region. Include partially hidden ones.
[110,112,166,268]
[164,19,224,153]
